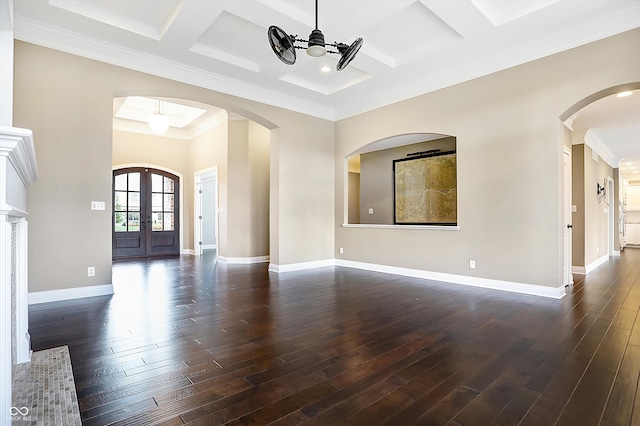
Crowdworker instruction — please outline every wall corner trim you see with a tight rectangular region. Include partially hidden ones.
[269,259,565,299]
[28,284,114,305]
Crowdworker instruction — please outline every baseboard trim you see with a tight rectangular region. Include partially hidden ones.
[572,266,586,274]
[218,255,270,264]
[202,244,217,250]
[29,284,114,305]
[585,254,609,274]
[269,258,564,299]
[613,250,621,257]
[181,249,195,255]
[268,259,335,273]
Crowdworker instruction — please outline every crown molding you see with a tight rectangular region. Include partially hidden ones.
[584,128,619,168]
[13,16,336,121]
[0,126,38,186]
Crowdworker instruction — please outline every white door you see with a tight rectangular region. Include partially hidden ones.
[194,167,218,256]
[563,148,573,286]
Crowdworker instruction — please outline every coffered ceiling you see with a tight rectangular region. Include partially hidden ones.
[11,0,640,172]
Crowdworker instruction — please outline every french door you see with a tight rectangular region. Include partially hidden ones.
[112,167,180,259]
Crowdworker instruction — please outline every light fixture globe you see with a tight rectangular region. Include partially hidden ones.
[148,112,169,134]
[306,29,326,57]
[149,99,170,134]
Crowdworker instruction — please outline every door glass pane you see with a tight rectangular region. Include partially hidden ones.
[152,193,163,211]
[128,212,140,231]
[128,172,140,191]
[115,212,127,232]
[152,213,163,231]
[114,174,127,191]
[164,194,174,212]
[128,192,140,211]
[164,213,174,231]
[164,176,174,193]
[114,192,127,211]
[152,173,163,192]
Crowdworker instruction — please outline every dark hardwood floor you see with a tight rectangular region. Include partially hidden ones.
[28,248,640,425]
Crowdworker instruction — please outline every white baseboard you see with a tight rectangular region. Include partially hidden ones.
[202,244,217,250]
[218,255,270,264]
[269,259,565,299]
[28,284,114,305]
[585,254,609,274]
[268,259,335,273]
[613,250,621,257]
[181,249,195,255]
[572,266,586,274]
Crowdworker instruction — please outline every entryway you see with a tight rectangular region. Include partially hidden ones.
[112,167,180,258]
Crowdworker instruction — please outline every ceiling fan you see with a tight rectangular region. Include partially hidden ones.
[267,0,363,71]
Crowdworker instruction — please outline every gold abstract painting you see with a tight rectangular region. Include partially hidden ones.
[394,153,457,224]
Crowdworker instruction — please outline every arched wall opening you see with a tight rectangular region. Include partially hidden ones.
[112,95,272,263]
[560,82,640,278]
[344,132,458,227]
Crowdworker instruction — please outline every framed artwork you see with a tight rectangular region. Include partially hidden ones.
[393,151,457,225]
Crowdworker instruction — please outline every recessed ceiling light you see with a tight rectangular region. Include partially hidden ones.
[616,91,633,98]
[321,66,330,73]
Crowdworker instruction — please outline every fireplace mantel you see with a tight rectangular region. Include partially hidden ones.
[1,125,38,421]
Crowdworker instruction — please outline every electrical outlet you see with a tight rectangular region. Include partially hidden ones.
[88,266,95,277]
[469,260,476,269]
[339,247,344,254]
[368,208,374,215]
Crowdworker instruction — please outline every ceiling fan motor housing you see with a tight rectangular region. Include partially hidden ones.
[306,29,327,57]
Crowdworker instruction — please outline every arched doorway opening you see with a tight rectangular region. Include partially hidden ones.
[560,83,640,282]
[112,96,272,263]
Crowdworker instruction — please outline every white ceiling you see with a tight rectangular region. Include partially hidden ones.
[12,0,640,172]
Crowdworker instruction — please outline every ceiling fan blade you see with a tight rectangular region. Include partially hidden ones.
[336,38,363,71]
[268,25,297,65]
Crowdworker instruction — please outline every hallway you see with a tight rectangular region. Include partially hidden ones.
[27,249,640,425]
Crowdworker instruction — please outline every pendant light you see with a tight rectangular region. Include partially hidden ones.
[148,99,169,134]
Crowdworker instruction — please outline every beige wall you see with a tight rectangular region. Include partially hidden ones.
[223,120,269,258]
[582,145,614,265]
[14,41,334,293]
[112,129,191,248]
[359,137,456,225]
[335,28,640,289]
[248,121,270,257]
[572,144,585,267]
[189,121,228,254]
[348,172,360,224]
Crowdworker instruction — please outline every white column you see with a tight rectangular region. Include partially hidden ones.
[14,217,31,363]
[0,216,12,426]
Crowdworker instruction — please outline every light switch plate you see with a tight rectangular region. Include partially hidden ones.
[91,201,105,210]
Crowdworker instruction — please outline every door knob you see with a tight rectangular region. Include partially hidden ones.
[567,224,573,229]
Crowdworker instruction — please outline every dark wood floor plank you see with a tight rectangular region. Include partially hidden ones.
[23,249,640,425]
[555,325,632,425]
[601,343,640,426]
